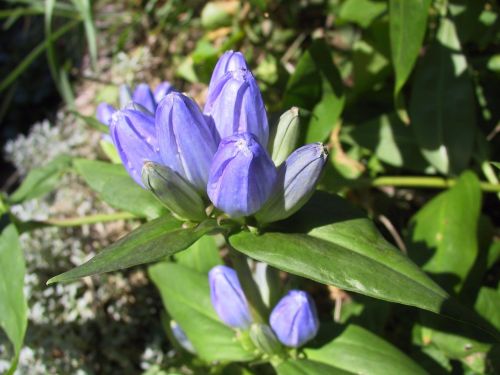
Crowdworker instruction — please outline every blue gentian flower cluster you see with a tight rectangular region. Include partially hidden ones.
[102,51,328,222]
[209,265,319,348]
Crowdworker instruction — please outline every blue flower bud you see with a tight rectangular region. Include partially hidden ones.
[170,320,196,354]
[154,81,175,103]
[156,92,219,192]
[142,162,207,222]
[96,103,116,126]
[119,84,133,108]
[269,290,319,348]
[256,143,328,223]
[209,265,252,329]
[207,50,248,97]
[207,133,277,218]
[110,109,161,187]
[204,69,269,147]
[132,83,156,114]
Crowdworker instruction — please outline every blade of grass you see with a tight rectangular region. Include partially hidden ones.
[70,0,97,69]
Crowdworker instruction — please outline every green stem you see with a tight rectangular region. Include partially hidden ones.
[371,176,500,192]
[40,211,136,227]
[228,245,268,324]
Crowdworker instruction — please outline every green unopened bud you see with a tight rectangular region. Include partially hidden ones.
[249,323,283,356]
[142,162,207,222]
[270,107,300,166]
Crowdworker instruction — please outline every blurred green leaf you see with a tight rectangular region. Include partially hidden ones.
[276,358,351,375]
[351,39,391,95]
[48,216,218,284]
[8,155,73,204]
[175,234,222,273]
[390,0,431,96]
[201,1,238,30]
[410,171,481,293]
[70,0,97,69]
[306,325,426,375]
[283,39,345,143]
[339,0,387,28]
[230,192,451,315]
[0,224,27,374]
[74,159,166,219]
[409,17,476,174]
[149,262,256,362]
[475,286,500,331]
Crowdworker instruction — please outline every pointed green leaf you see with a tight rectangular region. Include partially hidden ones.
[0,224,27,373]
[149,262,255,362]
[276,359,352,375]
[409,17,476,174]
[175,234,222,273]
[74,159,167,219]
[306,325,426,375]
[47,216,218,284]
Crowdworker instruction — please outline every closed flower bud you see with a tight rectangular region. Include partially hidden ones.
[204,69,269,147]
[96,103,116,126]
[207,50,248,97]
[249,323,283,356]
[170,321,196,354]
[256,143,328,223]
[156,92,219,193]
[154,81,175,103]
[132,83,156,114]
[209,265,252,329]
[207,133,277,218]
[110,109,161,187]
[119,84,133,108]
[269,107,300,166]
[142,162,206,222]
[270,290,319,348]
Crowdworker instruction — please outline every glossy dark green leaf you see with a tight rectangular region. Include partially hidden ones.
[47,216,218,284]
[230,192,450,315]
[175,234,222,273]
[0,224,27,374]
[74,158,166,219]
[276,359,352,375]
[283,40,345,143]
[149,262,255,362]
[410,171,481,293]
[409,17,476,174]
[348,113,428,170]
[351,39,391,95]
[390,0,431,96]
[8,155,72,204]
[305,325,426,375]
[475,287,500,331]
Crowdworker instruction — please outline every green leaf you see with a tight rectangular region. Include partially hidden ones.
[74,159,166,219]
[230,191,450,314]
[276,359,352,375]
[409,17,476,174]
[348,113,428,170]
[475,287,500,331]
[351,39,391,95]
[339,0,387,28]
[390,0,431,96]
[175,234,222,273]
[409,171,481,293]
[0,224,28,374]
[149,262,255,362]
[305,325,427,375]
[8,155,73,204]
[72,110,109,133]
[283,39,345,143]
[47,216,218,284]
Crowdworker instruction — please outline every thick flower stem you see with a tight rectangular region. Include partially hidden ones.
[228,245,269,324]
[371,176,500,192]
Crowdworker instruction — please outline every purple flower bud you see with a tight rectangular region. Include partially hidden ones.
[170,321,196,354]
[256,143,328,223]
[207,133,277,218]
[156,92,219,192]
[209,265,252,329]
[96,103,116,126]
[110,109,161,187]
[153,81,175,103]
[132,83,156,114]
[204,69,269,147]
[207,51,248,97]
[270,290,319,348]
[119,84,133,108]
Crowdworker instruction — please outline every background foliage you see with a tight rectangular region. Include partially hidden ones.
[0,0,499,374]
